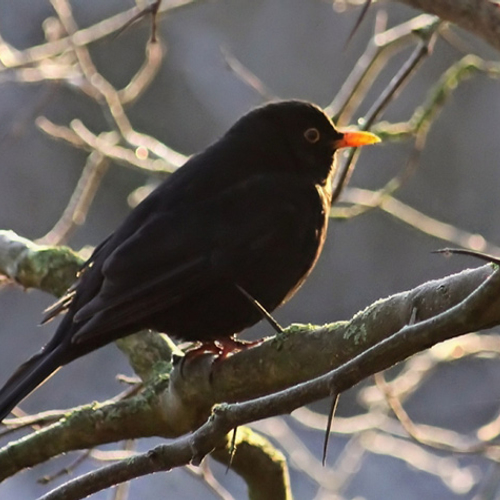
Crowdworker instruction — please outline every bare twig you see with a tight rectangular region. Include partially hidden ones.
[327,14,439,123]
[185,461,236,500]
[37,152,110,245]
[113,0,163,43]
[331,19,439,204]
[340,187,500,254]
[220,46,276,101]
[0,0,197,69]
[375,372,500,455]
[110,440,136,500]
[38,450,92,485]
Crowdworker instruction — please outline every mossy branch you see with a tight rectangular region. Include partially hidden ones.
[1,229,500,500]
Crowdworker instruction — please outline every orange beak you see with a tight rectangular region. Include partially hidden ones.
[333,130,381,149]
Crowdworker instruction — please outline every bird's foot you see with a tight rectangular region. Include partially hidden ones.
[177,337,264,378]
[214,336,264,359]
[183,336,263,360]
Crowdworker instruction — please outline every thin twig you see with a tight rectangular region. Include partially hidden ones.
[0,0,197,69]
[110,440,136,500]
[375,372,500,455]
[220,46,276,101]
[185,461,236,500]
[339,187,500,255]
[38,450,92,485]
[327,14,439,123]
[330,17,440,204]
[37,152,110,246]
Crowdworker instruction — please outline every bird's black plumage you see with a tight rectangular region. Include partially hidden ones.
[0,100,379,421]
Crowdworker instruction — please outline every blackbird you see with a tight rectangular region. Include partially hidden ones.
[0,100,379,421]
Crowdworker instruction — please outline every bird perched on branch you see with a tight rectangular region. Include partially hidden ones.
[0,100,379,421]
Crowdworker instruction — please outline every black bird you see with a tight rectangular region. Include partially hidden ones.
[0,101,379,421]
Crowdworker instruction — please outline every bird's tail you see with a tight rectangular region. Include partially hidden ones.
[0,346,64,422]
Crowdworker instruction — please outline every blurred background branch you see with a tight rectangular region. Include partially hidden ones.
[0,1,500,499]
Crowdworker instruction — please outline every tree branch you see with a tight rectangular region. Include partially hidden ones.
[37,263,500,499]
[393,0,500,53]
[1,229,500,493]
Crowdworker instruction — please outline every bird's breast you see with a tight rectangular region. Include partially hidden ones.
[238,182,331,309]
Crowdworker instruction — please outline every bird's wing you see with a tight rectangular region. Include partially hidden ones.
[71,177,318,343]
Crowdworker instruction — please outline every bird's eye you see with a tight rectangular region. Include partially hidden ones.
[304,127,320,143]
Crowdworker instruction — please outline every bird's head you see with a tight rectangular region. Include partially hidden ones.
[230,100,380,184]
